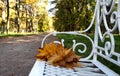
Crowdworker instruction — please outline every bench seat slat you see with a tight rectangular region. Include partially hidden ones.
[29,60,45,76]
[29,60,107,76]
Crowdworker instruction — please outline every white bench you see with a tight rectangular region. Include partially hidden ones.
[29,0,120,76]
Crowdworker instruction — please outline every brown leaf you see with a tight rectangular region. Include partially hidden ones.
[36,42,82,68]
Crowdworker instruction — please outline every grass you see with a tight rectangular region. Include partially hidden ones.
[57,34,93,58]
[57,34,120,75]
[0,32,39,39]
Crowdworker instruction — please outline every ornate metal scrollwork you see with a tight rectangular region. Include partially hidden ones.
[41,0,120,67]
[93,0,120,66]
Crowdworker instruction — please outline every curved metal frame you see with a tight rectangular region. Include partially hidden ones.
[38,0,120,76]
[41,0,120,67]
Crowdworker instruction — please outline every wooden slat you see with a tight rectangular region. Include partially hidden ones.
[29,60,45,76]
[43,61,107,76]
[29,60,108,76]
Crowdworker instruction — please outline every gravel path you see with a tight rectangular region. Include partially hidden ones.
[0,33,58,76]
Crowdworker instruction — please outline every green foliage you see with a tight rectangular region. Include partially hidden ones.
[57,34,93,57]
[0,0,50,33]
[53,0,95,31]
[37,1,49,32]
[0,0,96,33]
[38,16,49,32]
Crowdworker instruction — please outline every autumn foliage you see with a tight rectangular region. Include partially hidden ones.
[36,42,82,68]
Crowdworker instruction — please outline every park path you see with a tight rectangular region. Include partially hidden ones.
[0,33,58,76]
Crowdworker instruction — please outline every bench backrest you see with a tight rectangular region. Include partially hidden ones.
[41,0,120,75]
[92,0,120,67]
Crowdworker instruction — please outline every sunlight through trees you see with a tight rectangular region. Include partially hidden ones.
[0,0,96,34]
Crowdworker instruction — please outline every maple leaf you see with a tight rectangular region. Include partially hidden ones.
[36,42,82,68]
[48,48,82,68]
[36,42,63,60]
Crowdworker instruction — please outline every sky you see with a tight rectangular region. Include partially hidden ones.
[47,0,58,17]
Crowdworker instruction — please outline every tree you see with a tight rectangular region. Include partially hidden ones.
[17,0,38,32]
[53,0,95,31]
[15,0,20,32]
[36,0,50,32]
[0,0,51,33]
[0,0,6,34]
[26,0,39,4]
[6,0,10,33]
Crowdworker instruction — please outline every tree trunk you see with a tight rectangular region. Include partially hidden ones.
[1,20,5,34]
[1,10,6,34]
[25,5,28,32]
[6,0,10,34]
[30,19,33,32]
[15,0,20,32]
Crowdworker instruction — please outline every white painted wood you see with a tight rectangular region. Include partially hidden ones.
[29,60,45,76]
[81,62,94,67]
[92,60,119,76]
[43,61,107,76]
